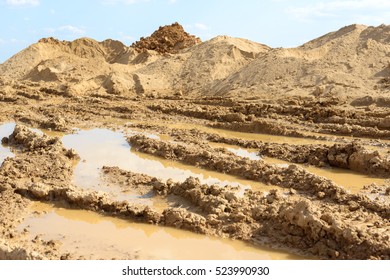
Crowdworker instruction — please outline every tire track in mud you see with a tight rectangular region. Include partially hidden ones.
[128,135,390,219]
[126,123,390,176]
[1,124,389,260]
[100,166,390,259]
[147,99,390,139]
[126,135,390,259]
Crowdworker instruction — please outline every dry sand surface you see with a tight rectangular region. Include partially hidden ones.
[0,23,389,260]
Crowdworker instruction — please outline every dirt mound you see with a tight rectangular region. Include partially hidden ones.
[209,24,390,97]
[0,37,135,81]
[2,23,388,98]
[36,37,129,62]
[131,22,201,54]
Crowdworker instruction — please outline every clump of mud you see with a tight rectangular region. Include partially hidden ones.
[131,22,201,54]
[0,125,82,260]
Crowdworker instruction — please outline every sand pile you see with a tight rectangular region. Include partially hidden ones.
[177,36,270,93]
[209,24,390,98]
[131,22,201,54]
[0,23,389,99]
[131,35,269,95]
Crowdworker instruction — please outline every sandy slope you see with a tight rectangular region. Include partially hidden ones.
[1,23,389,101]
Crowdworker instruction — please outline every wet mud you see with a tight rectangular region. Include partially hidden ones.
[20,202,300,260]
[0,94,389,260]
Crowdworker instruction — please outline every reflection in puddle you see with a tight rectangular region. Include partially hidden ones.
[20,202,302,260]
[0,123,15,164]
[61,128,279,195]
[209,142,261,160]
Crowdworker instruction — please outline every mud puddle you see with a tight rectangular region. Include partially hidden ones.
[130,120,390,151]
[209,141,386,192]
[19,202,301,260]
[208,142,261,160]
[0,122,15,164]
[60,128,171,209]
[131,120,335,146]
[61,128,279,195]
[132,150,278,193]
[264,157,386,193]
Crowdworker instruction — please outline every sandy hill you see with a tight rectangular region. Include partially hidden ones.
[0,23,389,100]
[210,24,390,99]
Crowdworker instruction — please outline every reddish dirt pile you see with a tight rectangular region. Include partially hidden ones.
[131,22,201,54]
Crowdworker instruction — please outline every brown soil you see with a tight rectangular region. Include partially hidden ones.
[0,23,389,260]
[131,22,201,54]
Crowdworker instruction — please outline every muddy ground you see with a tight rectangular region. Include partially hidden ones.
[0,88,389,259]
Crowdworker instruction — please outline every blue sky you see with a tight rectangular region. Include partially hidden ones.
[0,0,389,62]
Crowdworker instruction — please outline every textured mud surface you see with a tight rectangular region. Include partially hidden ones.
[0,123,389,260]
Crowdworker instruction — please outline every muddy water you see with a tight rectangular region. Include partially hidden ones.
[209,142,261,160]
[129,120,335,146]
[61,128,279,194]
[10,123,386,259]
[20,202,302,260]
[61,126,386,194]
[132,150,279,193]
[209,142,386,192]
[130,120,390,151]
[264,157,386,193]
[0,123,15,164]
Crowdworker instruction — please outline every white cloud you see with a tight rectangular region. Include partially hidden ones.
[6,0,39,7]
[118,32,134,44]
[194,23,208,30]
[44,27,56,34]
[58,25,86,35]
[286,0,390,21]
[0,38,26,45]
[101,0,149,5]
[44,25,86,36]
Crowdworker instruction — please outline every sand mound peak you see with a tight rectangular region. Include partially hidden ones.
[301,24,368,50]
[205,35,270,54]
[36,37,129,62]
[359,24,390,45]
[0,36,134,80]
[131,22,201,54]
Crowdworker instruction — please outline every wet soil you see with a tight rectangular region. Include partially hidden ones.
[0,92,389,260]
[20,201,300,260]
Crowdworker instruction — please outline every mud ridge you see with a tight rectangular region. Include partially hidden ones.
[131,123,390,175]
[147,102,309,138]
[128,135,390,219]
[14,183,162,225]
[100,166,390,259]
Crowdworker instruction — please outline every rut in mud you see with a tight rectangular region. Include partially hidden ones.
[1,124,389,259]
